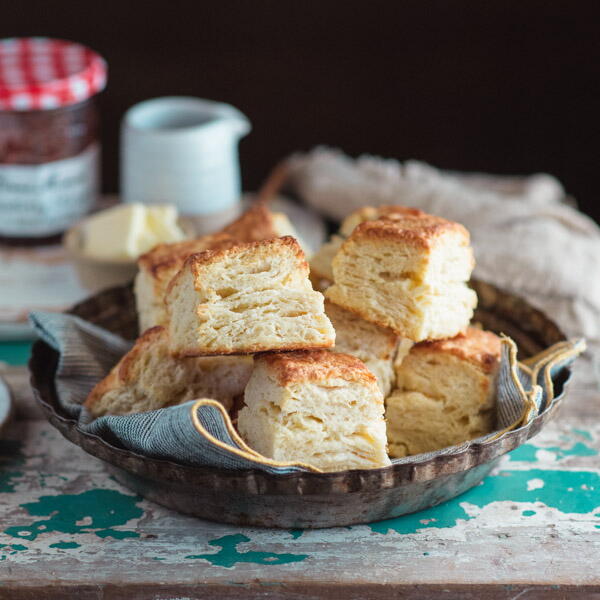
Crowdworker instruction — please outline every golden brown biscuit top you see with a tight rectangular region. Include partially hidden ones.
[413,327,501,373]
[137,202,282,280]
[258,350,377,386]
[116,325,168,382]
[339,205,426,237]
[84,325,168,410]
[137,235,233,279]
[349,213,470,249]
[181,235,306,275]
[220,201,281,242]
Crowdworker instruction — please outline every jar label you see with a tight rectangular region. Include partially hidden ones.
[0,144,99,237]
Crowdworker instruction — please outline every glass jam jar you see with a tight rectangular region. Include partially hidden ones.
[0,38,107,245]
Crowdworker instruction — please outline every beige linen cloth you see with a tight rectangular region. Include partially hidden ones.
[285,147,600,387]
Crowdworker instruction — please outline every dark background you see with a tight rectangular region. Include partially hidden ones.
[3,1,599,222]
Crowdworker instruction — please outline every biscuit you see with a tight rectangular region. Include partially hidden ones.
[338,205,426,237]
[309,235,343,291]
[237,350,391,471]
[165,236,335,356]
[309,206,425,291]
[134,202,304,331]
[325,212,477,340]
[324,300,407,396]
[85,326,253,417]
[386,327,501,457]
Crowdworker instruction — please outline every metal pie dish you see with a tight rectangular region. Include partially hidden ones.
[29,280,571,528]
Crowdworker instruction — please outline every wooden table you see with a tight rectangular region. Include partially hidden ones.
[1,343,599,599]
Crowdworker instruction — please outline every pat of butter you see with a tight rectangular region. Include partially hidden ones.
[82,204,186,260]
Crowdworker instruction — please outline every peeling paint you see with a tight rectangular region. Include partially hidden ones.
[509,438,597,462]
[3,489,143,542]
[508,443,539,462]
[527,478,545,491]
[49,541,81,549]
[185,534,308,568]
[0,542,28,562]
[572,428,593,442]
[0,469,23,493]
[0,543,27,551]
[370,468,600,535]
[38,473,69,488]
[3,416,599,586]
[543,443,598,460]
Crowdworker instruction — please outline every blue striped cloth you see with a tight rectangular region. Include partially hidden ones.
[29,311,585,473]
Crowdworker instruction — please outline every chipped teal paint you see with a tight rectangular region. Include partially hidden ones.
[553,442,598,459]
[289,529,303,540]
[49,541,80,549]
[3,489,143,541]
[508,443,539,462]
[522,510,536,516]
[10,543,27,551]
[509,440,597,462]
[186,534,308,568]
[0,468,23,492]
[370,490,475,535]
[370,468,600,535]
[38,473,69,488]
[95,529,139,539]
[0,543,27,551]
[0,468,22,481]
[572,428,593,442]
[0,542,27,562]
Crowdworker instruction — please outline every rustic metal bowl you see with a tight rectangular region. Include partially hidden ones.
[29,280,571,528]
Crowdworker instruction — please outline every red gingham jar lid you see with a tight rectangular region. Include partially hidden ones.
[0,37,107,111]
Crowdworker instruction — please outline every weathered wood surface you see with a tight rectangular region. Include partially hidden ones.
[1,369,599,599]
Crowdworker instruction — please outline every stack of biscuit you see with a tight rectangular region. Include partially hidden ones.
[86,200,501,471]
[312,205,501,457]
[86,202,390,472]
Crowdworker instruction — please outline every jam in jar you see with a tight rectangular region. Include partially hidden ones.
[0,37,107,245]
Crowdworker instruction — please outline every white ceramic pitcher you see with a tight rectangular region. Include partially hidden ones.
[121,97,250,232]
